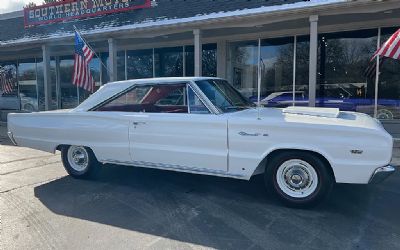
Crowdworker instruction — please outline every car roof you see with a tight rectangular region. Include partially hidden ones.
[73,77,222,112]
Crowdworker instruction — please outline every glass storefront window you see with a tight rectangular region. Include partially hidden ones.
[185,44,217,77]
[59,56,78,109]
[377,27,400,120]
[154,47,183,77]
[228,41,258,99]
[127,49,153,79]
[317,29,378,113]
[101,52,109,84]
[18,59,38,112]
[295,36,310,105]
[0,62,18,110]
[229,38,297,106]
[259,37,294,105]
[36,58,58,110]
[117,51,126,81]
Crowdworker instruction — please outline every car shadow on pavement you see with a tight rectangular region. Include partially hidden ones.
[34,164,400,249]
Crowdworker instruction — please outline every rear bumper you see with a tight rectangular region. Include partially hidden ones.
[369,165,396,184]
[7,131,17,146]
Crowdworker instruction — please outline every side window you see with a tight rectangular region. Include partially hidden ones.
[96,83,189,113]
[188,87,211,114]
[156,87,185,106]
[97,86,151,112]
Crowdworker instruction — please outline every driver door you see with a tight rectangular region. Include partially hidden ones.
[128,82,228,173]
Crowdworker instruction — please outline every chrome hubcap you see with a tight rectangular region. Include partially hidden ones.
[276,159,318,198]
[67,146,89,172]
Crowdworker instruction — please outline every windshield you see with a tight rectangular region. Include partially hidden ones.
[195,79,255,113]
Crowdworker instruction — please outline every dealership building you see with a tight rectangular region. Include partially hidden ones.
[0,0,399,137]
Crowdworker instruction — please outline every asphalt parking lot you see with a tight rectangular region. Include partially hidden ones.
[1,129,399,250]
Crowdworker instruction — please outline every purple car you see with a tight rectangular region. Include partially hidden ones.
[250,91,400,119]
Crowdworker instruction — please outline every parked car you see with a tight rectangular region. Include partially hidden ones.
[0,92,38,111]
[259,89,400,119]
[20,93,38,112]
[0,92,19,110]
[7,77,395,207]
[259,91,357,111]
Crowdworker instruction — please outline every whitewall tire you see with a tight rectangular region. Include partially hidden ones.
[61,145,100,179]
[265,151,334,208]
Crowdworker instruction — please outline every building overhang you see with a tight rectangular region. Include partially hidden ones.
[0,0,398,51]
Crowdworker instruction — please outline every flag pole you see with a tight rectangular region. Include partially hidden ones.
[374,28,381,118]
[257,38,261,120]
[73,25,110,75]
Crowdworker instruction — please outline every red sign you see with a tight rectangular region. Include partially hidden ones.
[24,0,152,28]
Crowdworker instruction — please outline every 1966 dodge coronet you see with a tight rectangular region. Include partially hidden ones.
[7,77,395,207]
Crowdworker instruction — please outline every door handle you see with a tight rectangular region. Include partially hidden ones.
[133,121,147,126]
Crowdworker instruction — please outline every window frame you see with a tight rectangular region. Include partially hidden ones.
[91,81,214,115]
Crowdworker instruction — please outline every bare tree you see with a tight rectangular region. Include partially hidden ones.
[25,2,37,8]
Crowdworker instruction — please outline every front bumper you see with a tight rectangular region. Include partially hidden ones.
[369,165,396,184]
[7,132,17,146]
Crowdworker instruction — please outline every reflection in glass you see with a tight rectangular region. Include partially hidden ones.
[185,44,217,77]
[36,58,58,111]
[228,41,258,99]
[59,56,78,109]
[0,62,19,110]
[195,79,254,113]
[295,36,310,104]
[376,27,400,120]
[101,52,109,84]
[127,49,153,79]
[259,37,294,105]
[188,86,210,114]
[154,47,183,77]
[18,59,38,112]
[317,29,378,113]
[229,38,297,106]
[117,51,126,81]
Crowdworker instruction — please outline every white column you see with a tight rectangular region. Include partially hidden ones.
[193,29,202,77]
[108,38,118,82]
[42,45,51,111]
[55,56,61,109]
[308,15,318,107]
[217,40,227,78]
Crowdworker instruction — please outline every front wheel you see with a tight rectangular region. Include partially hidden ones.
[265,151,334,208]
[61,145,101,179]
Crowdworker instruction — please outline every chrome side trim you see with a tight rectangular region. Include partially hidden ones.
[369,165,396,184]
[7,132,17,146]
[101,159,247,179]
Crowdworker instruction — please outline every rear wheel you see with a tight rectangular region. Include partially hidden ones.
[61,145,100,179]
[265,151,334,208]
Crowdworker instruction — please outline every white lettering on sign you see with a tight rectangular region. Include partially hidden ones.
[24,0,151,27]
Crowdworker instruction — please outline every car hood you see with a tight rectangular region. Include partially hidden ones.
[228,107,386,132]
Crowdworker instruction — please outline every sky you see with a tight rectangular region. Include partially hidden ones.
[0,0,43,14]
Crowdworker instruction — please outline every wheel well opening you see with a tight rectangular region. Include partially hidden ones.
[56,144,68,151]
[253,149,336,182]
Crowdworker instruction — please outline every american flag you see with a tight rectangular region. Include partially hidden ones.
[372,28,400,60]
[364,57,385,79]
[0,67,14,94]
[73,31,95,92]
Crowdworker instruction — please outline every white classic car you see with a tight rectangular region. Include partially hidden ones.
[7,77,395,207]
